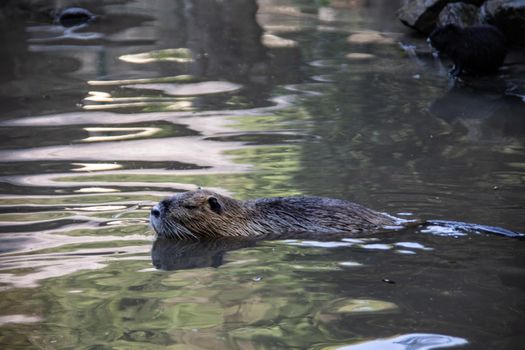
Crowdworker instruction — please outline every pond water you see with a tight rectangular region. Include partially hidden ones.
[1,0,524,349]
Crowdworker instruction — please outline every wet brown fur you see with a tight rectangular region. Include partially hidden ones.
[150,189,398,240]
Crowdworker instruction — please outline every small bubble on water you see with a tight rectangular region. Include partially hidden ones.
[252,276,262,282]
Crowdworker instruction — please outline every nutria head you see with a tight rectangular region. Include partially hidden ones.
[428,24,461,53]
[150,189,249,239]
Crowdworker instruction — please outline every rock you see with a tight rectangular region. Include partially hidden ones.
[56,7,95,27]
[481,0,525,45]
[398,0,485,34]
[398,0,450,34]
[438,2,481,27]
[347,31,396,44]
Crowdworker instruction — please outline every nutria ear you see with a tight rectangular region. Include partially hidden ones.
[207,196,222,214]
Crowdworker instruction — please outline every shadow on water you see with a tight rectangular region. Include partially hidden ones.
[0,0,524,349]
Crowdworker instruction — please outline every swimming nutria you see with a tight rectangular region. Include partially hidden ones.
[149,189,524,240]
[428,24,506,77]
[149,189,400,239]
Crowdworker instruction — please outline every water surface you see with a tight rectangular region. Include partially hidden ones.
[1,0,524,349]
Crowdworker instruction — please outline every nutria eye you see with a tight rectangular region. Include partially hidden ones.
[207,196,222,214]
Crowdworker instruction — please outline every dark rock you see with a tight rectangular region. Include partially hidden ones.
[56,7,95,28]
[462,0,485,5]
[438,2,481,27]
[481,0,525,45]
[398,0,485,34]
[398,0,451,34]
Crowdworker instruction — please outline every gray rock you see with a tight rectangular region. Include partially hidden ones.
[398,0,451,33]
[398,0,486,34]
[438,3,482,27]
[56,7,95,27]
[481,0,525,45]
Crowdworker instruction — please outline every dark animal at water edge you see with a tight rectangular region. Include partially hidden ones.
[428,24,507,78]
[149,189,524,240]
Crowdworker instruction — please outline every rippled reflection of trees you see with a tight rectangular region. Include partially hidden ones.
[292,68,525,228]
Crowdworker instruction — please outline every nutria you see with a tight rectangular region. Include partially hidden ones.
[149,189,400,239]
[428,24,506,77]
[150,189,524,240]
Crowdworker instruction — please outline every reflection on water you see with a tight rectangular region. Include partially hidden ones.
[151,238,256,270]
[335,333,468,350]
[1,0,524,349]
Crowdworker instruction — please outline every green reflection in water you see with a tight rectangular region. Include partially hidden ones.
[0,242,397,349]
[325,298,398,314]
[89,75,196,86]
[94,211,151,220]
[1,0,523,349]
[53,155,302,199]
[0,194,160,206]
[120,48,193,64]
[51,107,315,199]
[0,211,72,222]
[50,224,149,238]
[18,241,150,256]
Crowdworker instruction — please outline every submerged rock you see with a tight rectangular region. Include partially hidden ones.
[347,31,396,44]
[119,48,193,64]
[345,52,375,60]
[56,7,95,27]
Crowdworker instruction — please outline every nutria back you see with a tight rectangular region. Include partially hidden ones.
[149,189,398,239]
[428,24,506,76]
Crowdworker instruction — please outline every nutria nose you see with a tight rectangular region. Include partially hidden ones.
[151,205,161,218]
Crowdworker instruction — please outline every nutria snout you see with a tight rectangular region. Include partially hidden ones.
[149,189,399,240]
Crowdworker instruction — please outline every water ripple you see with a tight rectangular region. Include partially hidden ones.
[332,333,468,350]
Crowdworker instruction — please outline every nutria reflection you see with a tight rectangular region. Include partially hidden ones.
[151,238,256,270]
